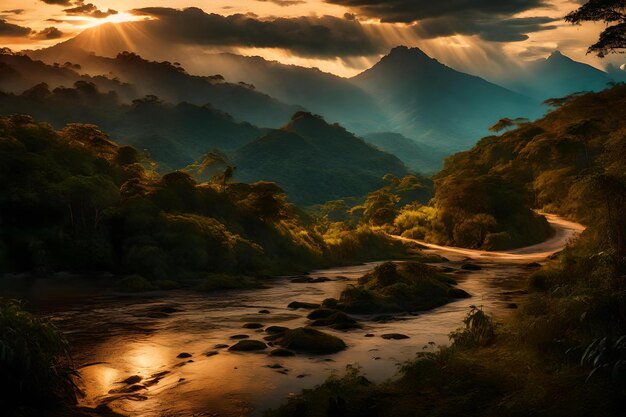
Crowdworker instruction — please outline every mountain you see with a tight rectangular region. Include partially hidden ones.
[27,24,385,133]
[180,53,387,134]
[498,51,612,101]
[351,46,541,153]
[0,51,136,99]
[232,112,408,205]
[361,132,446,173]
[27,46,300,128]
[0,81,262,170]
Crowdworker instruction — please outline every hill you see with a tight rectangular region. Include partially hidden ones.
[0,115,323,277]
[25,47,300,128]
[0,81,262,171]
[394,86,626,250]
[361,132,446,173]
[232,112,408,205]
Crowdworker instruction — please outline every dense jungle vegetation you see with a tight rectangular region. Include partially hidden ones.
[267,85,626,417]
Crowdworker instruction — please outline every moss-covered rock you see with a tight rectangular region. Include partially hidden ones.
[272,327,347,354]
[307,309,359,330]
[116,275,155,293]
[336,261,470,314]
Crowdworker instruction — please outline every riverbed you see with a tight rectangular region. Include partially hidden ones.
[17,215,584,417]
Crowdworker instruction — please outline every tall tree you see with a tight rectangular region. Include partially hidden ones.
[566,1,626,56]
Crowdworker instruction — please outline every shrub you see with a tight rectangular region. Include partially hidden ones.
[0,300,76,414]
[450,305,496,348]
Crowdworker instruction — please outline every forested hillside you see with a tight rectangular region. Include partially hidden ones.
[232,112,408,205]
[0,115,407,288]
[392,86,626,250]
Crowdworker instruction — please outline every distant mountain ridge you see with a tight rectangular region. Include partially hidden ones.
[497,51,612,101]
[19,25,622,175]
[351,46,541,152]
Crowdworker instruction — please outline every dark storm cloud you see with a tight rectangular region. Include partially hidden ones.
[64,2,118,18]
[131,7,384,57]
[39,0,73,5]
[415,15,559,42]
[325,0,549,23]
[32,26,64,39]
[0,19,31,37]
[326,0,557,42]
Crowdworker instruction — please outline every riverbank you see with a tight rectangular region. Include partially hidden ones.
[10,215,580,417]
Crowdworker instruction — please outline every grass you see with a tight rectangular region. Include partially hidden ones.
[0,299,77,416]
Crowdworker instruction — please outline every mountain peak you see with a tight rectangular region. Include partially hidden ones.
[546,50,571,63]
[387,45,431,61]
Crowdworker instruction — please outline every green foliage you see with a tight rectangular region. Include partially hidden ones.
[0,299,76,414]
[449,305,496,348]
[418,86,626,251]
[579,336,626,385]
[232,112,408,205]
[0,115,334,283]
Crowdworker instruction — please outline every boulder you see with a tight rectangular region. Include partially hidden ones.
[228,340,267,351]
[243,323,264,329]
[269,348,296,357]
[287,301,320,310]
[273,327,347,354]
[381,333,410,340]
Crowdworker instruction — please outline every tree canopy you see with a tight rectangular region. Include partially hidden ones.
[566,0,626,56]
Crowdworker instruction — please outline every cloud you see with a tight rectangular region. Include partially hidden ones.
[64,2,118,18]
[130,7,385,57]
[2,9,25,15]
[0,19,31,37]
[326,0,557,42]
[326,0,549,23]
[415,15,559,42]
[40,0,72,5]
[32,26,64,40]
[256,0,306,6]
[46,17,90,25]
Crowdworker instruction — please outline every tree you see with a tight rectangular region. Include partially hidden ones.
[566,1,626,56]
[489,117,528,133]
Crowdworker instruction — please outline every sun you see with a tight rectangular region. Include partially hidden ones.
[83,12,145,29]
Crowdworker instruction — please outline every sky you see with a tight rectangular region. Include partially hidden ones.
[1,0,624,78]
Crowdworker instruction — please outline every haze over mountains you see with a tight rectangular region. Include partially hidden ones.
[0,21,619,204]
[496,50,613,101]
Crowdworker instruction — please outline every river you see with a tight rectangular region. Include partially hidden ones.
[14,214,584,417]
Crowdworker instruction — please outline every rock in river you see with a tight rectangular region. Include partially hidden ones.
[228,340,268,351]
[272,327,346,354]
[287,301,320,310]
[381,333,410,340]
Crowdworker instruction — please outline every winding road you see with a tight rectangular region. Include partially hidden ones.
[392,213,585,262]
